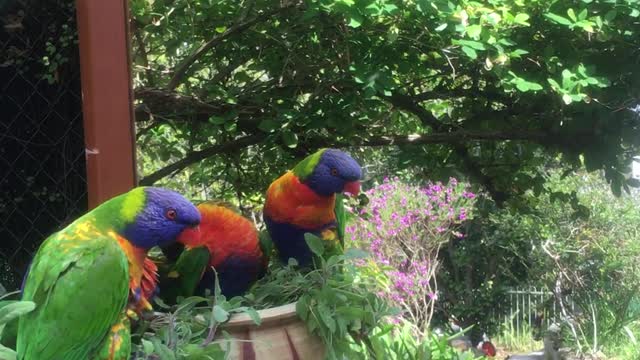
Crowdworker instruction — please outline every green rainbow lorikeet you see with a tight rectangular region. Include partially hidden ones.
[157,201,269,302]
[16,187,201,360]
[263,148,362,267]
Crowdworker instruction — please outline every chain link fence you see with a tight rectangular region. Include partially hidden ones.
[0,0,86,290]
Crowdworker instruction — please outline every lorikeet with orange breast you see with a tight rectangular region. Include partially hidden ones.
[16,187,200,360]
[158,202,268,302]
[263,148,362,267]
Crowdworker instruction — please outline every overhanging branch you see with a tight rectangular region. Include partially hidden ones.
[139,130,547,185]
[139,134,263,185]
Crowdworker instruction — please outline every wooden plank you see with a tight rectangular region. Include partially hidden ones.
[76,0,137,208]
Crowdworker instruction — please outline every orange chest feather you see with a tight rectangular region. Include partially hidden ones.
[115,236,147,292]
[197,205,263,268]
[265,172,336,229]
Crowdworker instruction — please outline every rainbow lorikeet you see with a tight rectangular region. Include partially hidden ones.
[158,202,268,302]
[263,148,362,267]
[16,187,201,360]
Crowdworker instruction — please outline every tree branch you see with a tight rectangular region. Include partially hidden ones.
[139,130,547,185]
[166,3,300,90]
[139,134,263,185]
[387,91,524,205]
[388,93,443,129]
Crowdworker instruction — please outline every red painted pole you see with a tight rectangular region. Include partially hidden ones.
[75,0,137,209]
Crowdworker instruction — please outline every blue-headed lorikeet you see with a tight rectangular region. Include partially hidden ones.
[158,202,268,302]
[263,148,362,267]
[16,187,201,360]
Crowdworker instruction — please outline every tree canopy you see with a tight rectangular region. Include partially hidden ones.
[131,0,640,204]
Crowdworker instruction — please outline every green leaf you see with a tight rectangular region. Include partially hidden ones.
[461,46,477,59]
[465,24,482,38]
[208,116,226,125]
[142,339,154,355]
[317,303,336,333]
[245,308,262,326]
[515,80,543,92]
[213,305,230,323]
[578,8,588,21]
[547,78,561,89]
[562,94,573,104]
[215,26,227,33]
[567,9,577,22]
[348,11,364,28]
[510,49,529,58]
[0,301,35,326]
[604,10,617,22]
[258,119,278,132]
[296,295,309,320]
[456,39,485,50]
[435,23,447,32]
[0,344,16,360]
[304,233,325,257]
[152,339,176,360]
[545,13,573,26]
[281,129,298,148]
[514,13,530,25]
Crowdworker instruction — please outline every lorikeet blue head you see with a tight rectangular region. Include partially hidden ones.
[293,148,362,197]
[121,187,201,249]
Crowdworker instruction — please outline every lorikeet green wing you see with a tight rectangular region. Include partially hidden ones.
[334,193,347,249]
[157,245,210,305]
[95,312,131,360]
[17,230,129,360]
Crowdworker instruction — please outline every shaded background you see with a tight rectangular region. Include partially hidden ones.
[0,0,86,290]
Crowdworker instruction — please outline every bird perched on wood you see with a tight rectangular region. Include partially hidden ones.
[263,148,362,267]
[158,201,268,302]
[16,187,201,360]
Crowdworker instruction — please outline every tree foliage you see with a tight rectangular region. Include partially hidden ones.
[436,170,640,356]
[131,0,640,204]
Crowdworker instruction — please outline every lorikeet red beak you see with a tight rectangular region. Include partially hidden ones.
[343,181,360,196]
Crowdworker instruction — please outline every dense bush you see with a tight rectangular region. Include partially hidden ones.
[437,170,640,356]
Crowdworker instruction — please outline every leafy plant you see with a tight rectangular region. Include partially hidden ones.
[132,273,261,360]
[0,296,36,360]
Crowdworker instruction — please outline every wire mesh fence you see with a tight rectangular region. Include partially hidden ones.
[0,0,86,290]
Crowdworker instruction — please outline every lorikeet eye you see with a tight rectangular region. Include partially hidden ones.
[165,209,177,220]
[330,168,339,176]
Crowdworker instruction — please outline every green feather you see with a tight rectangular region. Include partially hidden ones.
[157,246,210,305]
[334,193,347,250]
[17,230,129,360]
[292,149,326,180]
[94,312,131,360]
[258,230,274,260]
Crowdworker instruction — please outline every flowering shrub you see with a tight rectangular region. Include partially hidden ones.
[347,177,476,331]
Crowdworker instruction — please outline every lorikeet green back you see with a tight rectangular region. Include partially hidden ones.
[16,187,200,360]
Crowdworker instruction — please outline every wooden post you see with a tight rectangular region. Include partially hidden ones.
[75,0,137,209]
